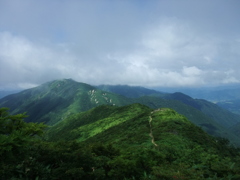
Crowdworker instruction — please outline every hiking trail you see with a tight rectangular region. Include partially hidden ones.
[149,109,160,147]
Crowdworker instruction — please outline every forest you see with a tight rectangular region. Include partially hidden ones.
[1,105,240,180]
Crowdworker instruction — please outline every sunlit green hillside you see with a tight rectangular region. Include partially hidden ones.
[1,79,240,146]
[1,105,240,179]
[43,104,240,179]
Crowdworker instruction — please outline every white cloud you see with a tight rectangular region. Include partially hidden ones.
[0,1,240,89]
[182,66,202,76]
[104,20,240,87]
[17,82,39,89]
[0,32,78,87]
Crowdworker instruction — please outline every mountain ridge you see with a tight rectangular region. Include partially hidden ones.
[2,104,240,179]
[1,79,240,146]
[0,79,131,125]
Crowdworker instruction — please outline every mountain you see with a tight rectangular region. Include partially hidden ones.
[1,79,240,145]
[97,84,240,127]
[193,87,240,102]
[230,122,240,138]
[217,99,240,115]
[154,84,240,102]
[2,104,240,179]
[165,92,240,128]
[0,79,131,125]
[153,85,240,115]
[95,85,240,139]
[45,103,221,147]
[97,84,166,98]
[97,84,240,121]
[96,85,240,146]
[45,103,151,142]
[0,90,20,99]
[45,104,240,179]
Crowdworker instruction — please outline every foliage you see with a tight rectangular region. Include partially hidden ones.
[1,104,240,179]
[97,84,165,98]
[0,107,47,179]
[1,79,240,146]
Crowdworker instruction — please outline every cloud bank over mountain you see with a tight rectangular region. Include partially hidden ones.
[0,0,240,89]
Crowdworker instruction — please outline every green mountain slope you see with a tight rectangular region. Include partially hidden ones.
[230,122,240,137]
[96,85,240,129]
[94,86,240,144]
[2,105,240,179]
[97,84,166,98]
[0,79,131,125]
[45,103,150,142]
[1,79,240,146]
[45,103,223,148]
[165,92,240,128]
[133,96,240,146]
[44,104,240,179]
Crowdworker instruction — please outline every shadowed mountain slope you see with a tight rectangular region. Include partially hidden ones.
[97,84,166,98]
[165,92,240,128]
[0,79,131,125]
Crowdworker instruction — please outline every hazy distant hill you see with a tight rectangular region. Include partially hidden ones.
[1,79,240,145]
[217,99,240,115]
[154,85,240,102]
[0,90,20,99]
[196,87,240,101]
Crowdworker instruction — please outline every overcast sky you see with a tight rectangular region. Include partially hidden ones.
[0,0,240,90]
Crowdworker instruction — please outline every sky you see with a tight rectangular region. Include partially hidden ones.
[0,0,240,90]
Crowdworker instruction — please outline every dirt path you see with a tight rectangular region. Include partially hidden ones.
[149,112,158,147]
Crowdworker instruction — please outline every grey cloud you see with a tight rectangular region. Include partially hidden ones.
[0,0,239,89]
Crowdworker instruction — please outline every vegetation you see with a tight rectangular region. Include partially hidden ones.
[0,107,47,178]
[1,79,240,146]
[1,105,240,179]
[97,84,165,98]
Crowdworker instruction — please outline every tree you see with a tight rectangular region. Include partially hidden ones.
[0,107,47,179]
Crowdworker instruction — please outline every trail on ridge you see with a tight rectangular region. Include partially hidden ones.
[149,110,159,147]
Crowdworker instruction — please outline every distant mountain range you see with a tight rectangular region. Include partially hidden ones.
[0,79,240,146]
[97,84,240,114]
[0,90,20,99]
[153,85,240,115]
[153,84,240,101]
[2,81,240,114]
[216,100,240,115]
